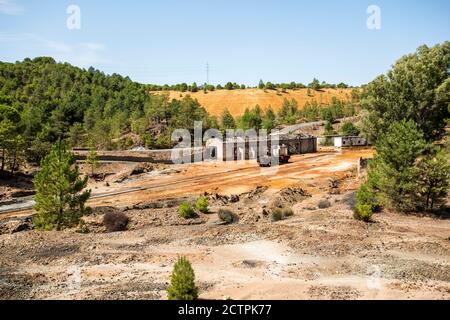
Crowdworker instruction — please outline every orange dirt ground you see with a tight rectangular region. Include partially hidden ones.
[163,88,353,117]
[1,148,449,300]
[88,149,373,209]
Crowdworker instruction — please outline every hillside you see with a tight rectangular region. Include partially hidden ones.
[164,88,354,117]
[0,58,214,155]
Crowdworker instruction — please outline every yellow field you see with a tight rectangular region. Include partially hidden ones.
[163,88,353,117]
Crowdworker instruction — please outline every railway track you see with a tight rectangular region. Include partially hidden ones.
[0,153,336,218]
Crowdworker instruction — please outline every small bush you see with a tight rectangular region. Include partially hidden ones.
[167,256,199,300]
[271,208,294,222]
[356,183,379,211]
[103,212,129,232]
[271,208,284,222]
[218,209,236,224]
[179,202,196,219]
[318,199,331,209]
[353,204,374,222]
[283,208,294,217]
[195,196,209,213]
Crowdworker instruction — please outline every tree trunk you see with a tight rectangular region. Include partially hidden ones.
[11,149,17,174]
[1,148,4,172]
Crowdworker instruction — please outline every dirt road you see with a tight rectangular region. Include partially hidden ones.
[89,149,373,208]
[1,149,372,217]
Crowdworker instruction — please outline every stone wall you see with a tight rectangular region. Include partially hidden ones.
[74,137,318,164]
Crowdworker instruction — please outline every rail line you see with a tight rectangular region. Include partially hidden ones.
[0,153,335,217]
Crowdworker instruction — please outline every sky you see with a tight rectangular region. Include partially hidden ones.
[0,0,449,86]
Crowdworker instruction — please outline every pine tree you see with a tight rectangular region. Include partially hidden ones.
[0,119,15,172]
[0,105,21,172]
[361,42,450,143]
[221,108,235,129]
[367,120,426,211]
[33,140,91,230]
[414,148,450,210]
[258,79,265,89]
[277,98,290,123]
[225,82,234,90]
[167,256,199,300]
[262,106,276,131]
[86,141,98,176]
[324,122,337,136]
[341,122,360,136]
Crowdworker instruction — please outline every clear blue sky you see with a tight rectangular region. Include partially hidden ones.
[0,0,449,86]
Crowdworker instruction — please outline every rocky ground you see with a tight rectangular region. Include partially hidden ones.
[0,188,449,300]
[0,150,449,300]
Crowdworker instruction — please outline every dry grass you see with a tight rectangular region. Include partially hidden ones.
[162,88,353,117]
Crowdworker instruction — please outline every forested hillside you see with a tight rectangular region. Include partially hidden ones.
[0,57,362,174]
[0,57,212,167]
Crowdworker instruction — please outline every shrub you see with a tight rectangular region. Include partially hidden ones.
[318,199,331,209]
[283,208,294,217]
[341,122,360,136]
[218,209,236,224]
[195,196,209,213]
[179,202,196,219]
[271,208,284,222]
[353,204,374,222]
[103,212,129,232]
[356,183,379,211]
[167,256,199,300]
[271,208,294,222]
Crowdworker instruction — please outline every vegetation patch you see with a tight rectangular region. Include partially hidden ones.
[103,212,129,232]
[195,196,209,213]
[318,199,332,209]
[178,202,196,219]
[33,140,91,231]
[167,256,198,300]
[353,204,374,222]
[217,209,237,224]
[271,207,294,222]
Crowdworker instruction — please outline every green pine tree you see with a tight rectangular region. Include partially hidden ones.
[258,79,265,89]
[221,108,235,129]
[33,140,91,230]
[262,106,276,131]
[414,148,450,210]
[167,256,199,300]
[86,141,98,176]
[341,122,360,136]
[366,120,426,211]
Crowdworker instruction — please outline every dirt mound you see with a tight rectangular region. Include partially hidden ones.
[130,163,154,176]
[0,217,33,235]
[270,187,311,209]
[81,201,208,233]
[0,173,34,202]
[205,186,310,224]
